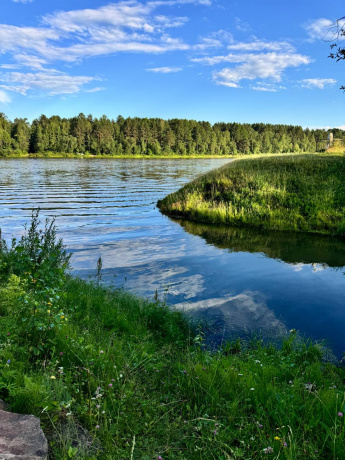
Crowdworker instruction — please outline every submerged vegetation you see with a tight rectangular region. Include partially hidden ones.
[0,113,344,157]
[158,154,345,237]
[0,213,345,459]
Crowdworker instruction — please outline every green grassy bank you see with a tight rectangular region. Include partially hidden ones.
[158,154,345,237]
[1,213,345,459]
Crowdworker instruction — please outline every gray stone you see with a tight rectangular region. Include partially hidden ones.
[0,400,7,411]
[0,410,48,459]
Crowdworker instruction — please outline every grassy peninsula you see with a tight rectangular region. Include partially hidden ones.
[1,213,345,459]
[158,154,345,237]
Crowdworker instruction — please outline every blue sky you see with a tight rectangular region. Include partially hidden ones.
[0,0,344,128]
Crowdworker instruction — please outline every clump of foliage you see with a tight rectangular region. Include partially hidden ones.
[1,212,345,459]
[158,154,345,237]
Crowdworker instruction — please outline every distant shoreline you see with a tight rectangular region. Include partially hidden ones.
[0,151,332,160]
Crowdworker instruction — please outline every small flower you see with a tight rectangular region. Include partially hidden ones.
[108,383,113,387]
[157,456,163,460]
[60,352,63,356]
[338,412,344,417]
[6,359,11,364]
[250,388,255,391]
[284,442,288,448]
[95,425,100,429]
[213,430,218,435]
[289,329,296,334]
[102,410,105,414]
[60,315,64,319]
[47,302,52,305]
[66,412,72,416]
[6,333,10,336]
[263,446,273,454]
[100,350,104,354]
[96,405,100,409]
[50,376,56,380]
[182,370,187,374]
[274,436,280,441]
[47,310,51,314]
[258,424,263,429]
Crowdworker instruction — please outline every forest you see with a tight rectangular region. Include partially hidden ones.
[0,112,343,157]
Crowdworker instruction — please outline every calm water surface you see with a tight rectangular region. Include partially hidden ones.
[1,158,345,355]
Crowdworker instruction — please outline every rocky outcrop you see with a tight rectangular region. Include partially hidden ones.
[0,410,48,460]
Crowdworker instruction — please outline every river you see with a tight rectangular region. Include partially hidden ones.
[1,158,345,356]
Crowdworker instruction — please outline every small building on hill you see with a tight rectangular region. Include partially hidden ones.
[327,132,334,149]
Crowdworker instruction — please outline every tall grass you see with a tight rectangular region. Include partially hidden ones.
[1,213,345,459]
[158,154,345,236]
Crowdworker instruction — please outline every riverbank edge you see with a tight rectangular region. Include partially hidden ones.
[0,151,327,160]
[157,153,345,237]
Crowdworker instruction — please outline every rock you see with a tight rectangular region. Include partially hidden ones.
[0,410,48,459]
[0,400,7,411]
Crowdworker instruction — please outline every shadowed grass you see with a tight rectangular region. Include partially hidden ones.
[158,154,345,236]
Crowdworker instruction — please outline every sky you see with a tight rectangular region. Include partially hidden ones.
[0,0,344,128]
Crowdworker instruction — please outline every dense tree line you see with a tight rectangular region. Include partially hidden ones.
[0,113,341,157]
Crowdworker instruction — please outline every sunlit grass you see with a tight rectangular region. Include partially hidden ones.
[158,154,345,236]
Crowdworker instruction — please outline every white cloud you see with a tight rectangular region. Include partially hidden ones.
[307,125,345,130]
[14,54,47,70]
[252,86,277,92]
[198,52,311,87]
[0,0,211,98]
[0,64,19,69]
[300,78,337,89]
[0,89,11,104]
[0,25,59,55]
[146,66,182,72]
[12,0,33,3]
[0,70,98,95]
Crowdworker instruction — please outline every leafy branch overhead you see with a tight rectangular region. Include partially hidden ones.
[329,17,345,90]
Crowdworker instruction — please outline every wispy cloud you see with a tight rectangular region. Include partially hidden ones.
[146,66,182,72]
[300,78,337,89]
[84,86,106,93]
[235,17,251,32]
[0,70,98,95]
[12,0,33,3]
[227,40,294,53]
